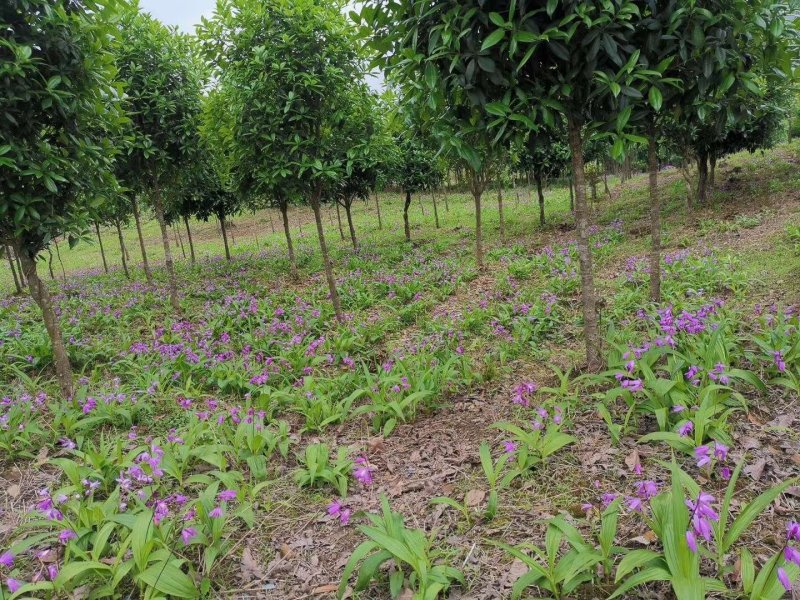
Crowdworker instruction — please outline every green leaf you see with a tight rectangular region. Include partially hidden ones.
[338,541,378,599]
[615,550,661,582]
[648,86,663,112]
[481,29,506,52]
[739,548,754,593]
[609,566,672,599]
[723,477,798,551]
[137,561,197,598]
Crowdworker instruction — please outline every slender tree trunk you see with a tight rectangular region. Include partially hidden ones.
[219,215,231,261]
[279,200,298,280]
[174,225,186,259]
[468,168,485,270]
[18,249,73,398]
[419,193,426,216]
[443,189,450,212]
[152,179,180,311]
[697,152,709,204]
[602,167,611,197]
[53,241,65,282]
[535,173,546,227]
[375,191,383,230]
[648,129,662,303]
[268,211,276,234]
[116,220,130,279]
[431,191,440,229]
[497,184,505,243]
[310,188,343,321]
[569,176,575,212]
[183,216,195,265]
[335,201,345,240]
[94,222,108,274]
[47,248,55,280]
[131,195,152,284]
[5,244,22,293]
[709,153,717,192]
[344,201,357,250]
[567,115,602,371]
[229,219,236,246]
[403,191,412,242]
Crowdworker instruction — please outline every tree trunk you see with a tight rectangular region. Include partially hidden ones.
[696,152,709,204]
[497,184,505,242]
[5,244,22,293]
[419,194,426,216]
[567,115,602,372]
[602,168,610,197]
[183,216,195,265]
[18,249,73,398]
[5,241,22,294]
[375,191,383,230]
[131,195,152,284]
[535,173,546,227]
[116,220,130,279]
[569,176,575,212]
[335,202,345,240]
[344,201,357,250]
[310,188,343,321]
[648,129,662,303]
[229,220,236,246]
[443,189,450,212]
[709,153,717,192]
[431,191,440,228]
[152,179,180,311]
[468,168,486,270]
[219,215,231,261]
[47,248,55,280]
[403,191,412,242]
[268,211,276,234]
[279,200,298,280]
[174,225,186,259]
[53,241,65,282]
[95,222,108,274]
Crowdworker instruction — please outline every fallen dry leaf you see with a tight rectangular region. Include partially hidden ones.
[625,448,641,472]
[630,530,658,546]
[506,558,529,585]
[464,489,485,508]
[240,546,266,581]
[7,484,20,499]
[367,436,385,454]
[311,584,339,594]
[397,589,414,600]
[744,458,768,481]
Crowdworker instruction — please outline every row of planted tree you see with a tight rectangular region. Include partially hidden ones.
[1,0,797,399]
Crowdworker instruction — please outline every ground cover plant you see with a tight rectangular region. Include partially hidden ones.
[1,1,800,598]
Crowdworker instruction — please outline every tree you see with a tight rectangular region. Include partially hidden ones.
[392,132,443,243]
[0,0,121,397]
[363,1,647,370]
[520,128,571,227]
[204,0,371,321]
[94,195,134,278]
[360,5,513,270]
[116,5,204,310]
[333,87,384,251]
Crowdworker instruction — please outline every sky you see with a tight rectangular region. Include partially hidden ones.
[138,0,216,33]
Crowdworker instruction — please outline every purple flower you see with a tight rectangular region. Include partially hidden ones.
[59,438,76,450]
[47,564,58,581]
[218,489,237,503]
[209,506,223,518]
[686,529,698,553]
[785,546,800,567]
[671,405,686,413]
[0,552,13,568]
[6,578,21,593]
[59,530,78,544]
[581,503,593,515]
[636,481,658,500]
[353,465,373,486]
[601,493,617,507]
[694,445,711,468]
[503,441,518,454]
[627,497,643,512]
[181,527,197,544]
[621,378,644,393]
[778,567,792,591]
[327,500,351,525]
[720,466,731,480]
[788,521,800,541]
[713,443,728,461]
[678,421,694,437]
